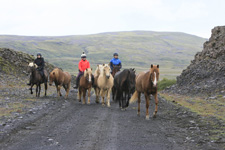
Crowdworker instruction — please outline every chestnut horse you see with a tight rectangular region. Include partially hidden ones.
[78,68,93,104]
[129,64,159,120]
[93,64,103,103]
[97,64,114,107]
[49,68,71,98]
[111,65,121,77]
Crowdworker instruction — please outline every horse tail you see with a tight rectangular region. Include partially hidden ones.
[129,91,138,104]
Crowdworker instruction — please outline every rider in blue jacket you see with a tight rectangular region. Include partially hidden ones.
[110,53,122,71]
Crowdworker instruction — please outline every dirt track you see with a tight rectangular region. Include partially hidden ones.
[0,91,224,150]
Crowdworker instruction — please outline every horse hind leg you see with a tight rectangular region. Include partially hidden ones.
[36,85,38,97]
[78,88,82,102]
[137,92,141,116]
[153,93,158,118]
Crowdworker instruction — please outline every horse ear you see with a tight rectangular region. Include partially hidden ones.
[151,64,153,68]
[91,68,92,70]
[53,72,55,75]
[103,64,105,66]
[97,64,99,67]
[86,68,88,71]
[157,64,159,68]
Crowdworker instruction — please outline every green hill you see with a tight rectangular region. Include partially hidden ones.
[0,31,207,79]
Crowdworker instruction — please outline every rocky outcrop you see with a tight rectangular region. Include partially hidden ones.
[166,26,225,96]
[0,48,55,76]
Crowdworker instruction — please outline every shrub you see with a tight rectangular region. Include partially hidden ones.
[158,78,176,91]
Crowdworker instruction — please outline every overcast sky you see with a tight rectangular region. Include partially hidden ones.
[0,0,224,38]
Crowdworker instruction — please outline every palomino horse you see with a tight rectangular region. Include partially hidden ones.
[28,62,48,97]
[114,68,136,110]
[129,64,159,120]
[97,64,114,107]
[49,68,71,99]
[78,68,93,104]
[93,64,103,103]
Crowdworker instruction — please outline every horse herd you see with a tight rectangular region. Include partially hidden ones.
[27,62,159,120]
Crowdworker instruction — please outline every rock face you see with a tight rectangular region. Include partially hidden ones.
[169,26,225,96]
[0,48,55,76]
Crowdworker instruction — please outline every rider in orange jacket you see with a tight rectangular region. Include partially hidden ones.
[73,52,93,89]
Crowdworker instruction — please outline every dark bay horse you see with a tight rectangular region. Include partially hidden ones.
[129,64,159,120]
[49,68,71,99]
[28,62,48,97]
[113,68,136,110]
[78,68,93,104]
[111,65,121,101]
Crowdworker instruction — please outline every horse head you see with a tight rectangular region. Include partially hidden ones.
[27,62,38,74]
[103,65,111,79]
[150,64,159,87]
[112,65,120,77]
[84,68,92,83]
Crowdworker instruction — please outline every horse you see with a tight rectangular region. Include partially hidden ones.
[129,64,159,120]
[27,62,48,97]
[111,65,121,77]
[93,64,103,103]
[78,68,93,104]
[97,64,114,107]
[49,68,71,99]
[113,68,136,110]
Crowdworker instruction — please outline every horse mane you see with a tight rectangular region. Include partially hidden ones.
[84,68,92,77]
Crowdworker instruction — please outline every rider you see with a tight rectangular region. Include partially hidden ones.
[110,53,122,72]
[27,53,45,85]
[73,52,93,89]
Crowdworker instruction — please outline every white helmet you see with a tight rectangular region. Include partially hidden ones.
[81,52,86,58]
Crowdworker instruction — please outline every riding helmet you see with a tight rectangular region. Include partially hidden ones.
[81,52,87,58]
[113,53,118,56]
[37,53,42,56]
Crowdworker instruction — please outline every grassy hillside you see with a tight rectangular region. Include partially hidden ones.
[0,31,207,79]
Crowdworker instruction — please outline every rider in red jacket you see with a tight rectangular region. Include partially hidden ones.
[74,52,93,89]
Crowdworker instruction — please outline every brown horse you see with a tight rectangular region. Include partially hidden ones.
[28,62,48,97]
[49,68,71,98]
[129,64,159,120]
[78,68,93,104]
[111,65,121,77]
[97,64,114,107]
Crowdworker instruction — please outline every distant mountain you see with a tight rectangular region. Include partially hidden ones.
[0,31,207,79]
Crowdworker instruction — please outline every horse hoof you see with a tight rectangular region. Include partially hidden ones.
[146,115,150,120]
[79,100,81,102]
[102,104,105,106]
[153,114,157,118]
[87,102,90,105]
[95,101,99,104]
[107,105,110,108]
[137,112,140,116]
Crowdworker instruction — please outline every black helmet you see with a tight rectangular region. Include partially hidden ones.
[113,53,118,56]
[37,53,42,56]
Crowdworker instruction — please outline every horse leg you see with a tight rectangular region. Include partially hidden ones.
[87,87,91,104]
[30,84,34,94]
[44,82,47,96]
[144,92,150,120]
[78,88,82,102]
[58,85,62,97]
[36,85,38,97]
[65,83,70,99]
[107,88,111,107]
[137,92,141,116]
[38,84,41,97]
[153,93,158,118]
[82,89,86,104]
[100,89,105,106]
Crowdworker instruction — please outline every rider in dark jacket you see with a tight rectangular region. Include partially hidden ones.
[27,53,45,85]
[110,53,122,71]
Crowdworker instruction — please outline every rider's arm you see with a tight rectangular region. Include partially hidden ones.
[78,61,83,72]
